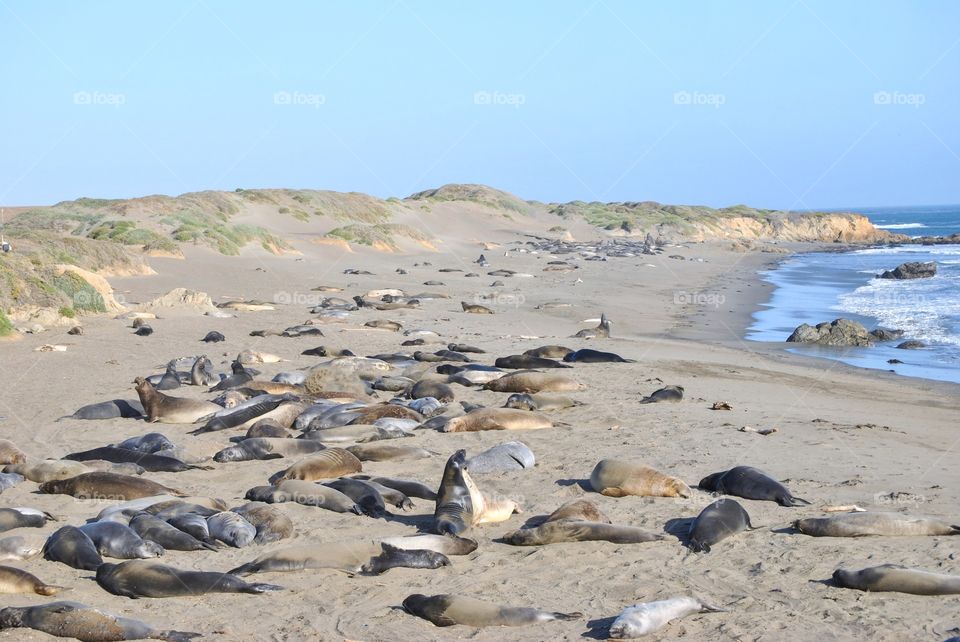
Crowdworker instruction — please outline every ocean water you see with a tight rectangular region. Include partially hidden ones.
[747,205,960,384]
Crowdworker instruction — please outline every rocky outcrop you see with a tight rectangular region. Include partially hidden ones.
[786,319,875,347]
[896,340,926,350]
[870,327,905,342]
[136,288,219,316]
[877,261,937,280]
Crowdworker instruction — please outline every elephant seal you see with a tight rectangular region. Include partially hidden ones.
[322,479,387,517]
[442,408,552,433]
[546,499,610,524]
[466,442,536,473]
[347,443,432,462]
[116,433,175,454]
[503,393,580,411]
[43,526,104,570]
[243,419,292,439]
[231,503,293,544]
[503,520,664,546]
[448,343,485,354]
[590,460,691,498]
[128,513,216,551]
[79,522,164,559]
[361,542,451,575]
[794,512,960,537]
[562,348,635,363]
[207,511,257,547]
[494,355,570,370]
[523,345,572,359]
[65,447,203,473]
[433,450,518,535]
[641,385,684,403]
[572,313,610,339]
[0,601,200,641]
[0,565,66,595]
[209,360,254,392]
[0,507,53,532]
[62,399,145,420]
[4,460,98,483]
[408,380,455,402]
[228,541,383,576]
[40,472,185,501]
[379,534,478,556]
[352,475,437,501]
[461,302,494,314]
[483,372,583,394]
[214,438,325,462]
[134,377,219,424]
[273,480,362,514]
[164,513,212,543]
[698,466,809,507]
[688,499,752,552]
[402,594,581,627]
[0,472,23,493]
[202,331,225,343]
[609,596,725,638]
[350,404,424,425]
[96,560,283,598]
[832,564,960,595]
[0,536,41,561]
[0,440,26,464]
[279,449,363,481]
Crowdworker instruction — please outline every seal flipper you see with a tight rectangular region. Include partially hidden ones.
[786,495,811,507]
[244,582,284,593]
[600,487,627,498]
[227,561,259,576]
[549,611,583,621]
[159,631,203,642]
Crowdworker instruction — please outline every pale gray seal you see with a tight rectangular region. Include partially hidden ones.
[640,385,684,403]
[832,564,960,595]
[402,593,581,627]
[794,512,960,537]
[466,441,536,473]
[689,499,752,552]
[0,508,52,532]
[609,596,725,638]
[0,601,200,641]
[360,543,450,575]
[78,522,164,559]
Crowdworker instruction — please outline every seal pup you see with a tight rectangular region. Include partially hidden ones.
[794,512,960,537]
[641,385,684,403]
[0,565,66,595]
[0,507,54,532]
[207,511,257,547]
[4,460,92,483]
[96,560,283,598]
[62,399,145,420]
[116,433,175,454]
[832,565,960,595]
[322,479,387,517]
[0,536,40,562]
[402,594,582,628]
[201,331,225,342]
[572,313,610,339]
[483,372,583,394]
[590,460,691,498]
[609,596,725,638]
[466,442,536,473]
[352,475,437,501]
[230,503,293,544]
[79,522,164,559]
[523,345,572,359]
[0,440,26,465]
[502,520,664,546]
[40,472,185,501]
[698,466,809,507]
[213,437,325,462]
[379,534,478,556]
[278,448,363,481]
[346,443,433,462]
[503,393,581,411]
[494,355,571,370]
[272,480,362,514]
[228,541,383,575]
[361,543,450,575]
[562,348,635,363]
[134,377,219,424]
[209,360,254,392]
[43,526,104,570]
[545,499,610,524]
[0,601,200,641]
[448,343,484,353]
[127,513,216,552]
[407,379,455,402]
[64,447,204,473]
[461,302,494,314]
[688,499,753,552]
[441,408,553,432]
[433,450,519,534]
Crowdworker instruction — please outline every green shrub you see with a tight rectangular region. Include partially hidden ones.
[0,309,12,336]
[59,306,75,318]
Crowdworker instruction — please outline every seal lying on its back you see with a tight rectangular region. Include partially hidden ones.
[96,560,283,598]
[698,466,809,507]
[0,601,200,642]
[832,565,960,595]
[688,499,752,553]
[794,512,960,537]
[402,594,582,628]
[609,597,725,638]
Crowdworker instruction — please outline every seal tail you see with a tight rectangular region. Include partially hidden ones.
[159,631,202,642]
[227,561,258,576]
[789,496,812,506]
[697,601,728,613]
[951,524,960,534]
[37,584,69,596]
[245,582,284,593]
[550,611,583,621]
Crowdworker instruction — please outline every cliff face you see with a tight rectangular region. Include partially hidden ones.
[680,213,902,244]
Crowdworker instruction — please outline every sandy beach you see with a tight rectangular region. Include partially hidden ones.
[0,233,957,642]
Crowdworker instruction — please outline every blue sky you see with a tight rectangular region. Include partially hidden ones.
[1,1,957,209]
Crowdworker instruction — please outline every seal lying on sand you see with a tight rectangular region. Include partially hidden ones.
[590,460,691,498]
[134,378,219,424]
[402,594,582,628]
[640,385,684,403]
[0,601,200,642]
[43,526,103,570]
[609,597,725,638]
[502,520,664,546]
[466,442,535,473]
[96,560,283,598]
[63,399,145,420]
[442,408,552,433]
[0,566,66,595]
[794,512,960,537]
[228,541,382,576]
[832,565,960,595]
[0,507,53,532]
[278,449,363,481]
[483,372,582,394]
[562,348,634,363]
[698,466,809,507]
[688,499,752,553]
[40,472,184,501]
